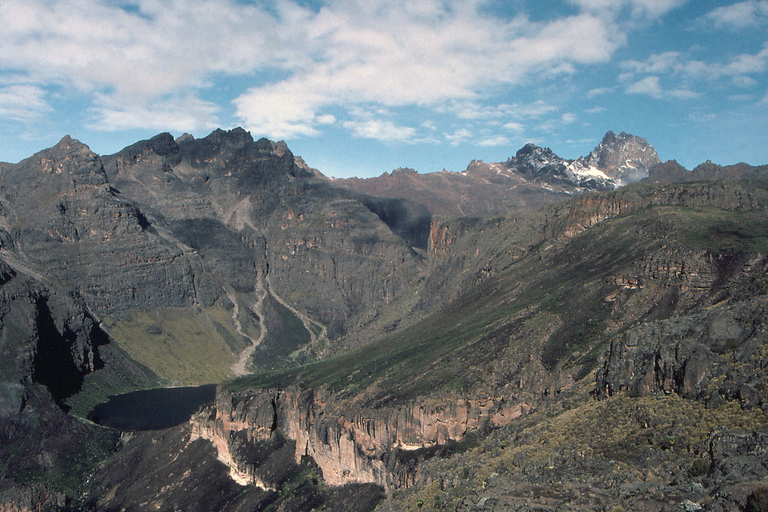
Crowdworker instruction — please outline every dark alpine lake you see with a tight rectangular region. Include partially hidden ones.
[87,384,217,431]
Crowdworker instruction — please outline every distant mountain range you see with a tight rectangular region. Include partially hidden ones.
[1,128,767,512]
[336,131,660,217]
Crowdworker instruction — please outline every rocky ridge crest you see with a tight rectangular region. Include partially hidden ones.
[337,130,660,218]
[1,128,767,512]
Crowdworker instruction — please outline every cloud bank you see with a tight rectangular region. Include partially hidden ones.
[2,0,765,157]
[0,0,653,142]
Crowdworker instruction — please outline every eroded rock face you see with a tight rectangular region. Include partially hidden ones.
[0,129,435,378]
[101,128,430,337]
[191,386,529,489]
[645,159,768,185]
[0,261,106,405]
[596,297,768,408]
[0,136,210,317]
[0,261,123,504]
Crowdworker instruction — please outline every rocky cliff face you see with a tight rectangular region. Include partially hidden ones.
[101,129,430,341]
[0,129,435,381]
[191,386,528,489]
[0,136,210,317]
[0,260,104,405]
[1,128,766,512]
[0,260,124,507]
[422,179,768,312]
[596,296,768,408]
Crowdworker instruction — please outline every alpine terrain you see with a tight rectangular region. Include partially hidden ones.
[0,128,767,512]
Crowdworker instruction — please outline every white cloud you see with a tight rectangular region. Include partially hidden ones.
[0,0,675,141]
[622,44,768,81]
[626,76,664,97]
[88,94,221,132]
[0,0,282,97]
[688,111,717,122]
[444,128,472,146]
[625,76,699,100]
[723,43,768,75]
[734,76,759,87]
[568,0,688,19]
[699,0,768,29]
[587,87,613,97]
[501,122,525,133]
[341,109,416,142]
[0,85,52,123]
[315,114,337,126]
[478,135,511,147]
[445,100,559,121]
[231,2,623,139]
[619,43,768,102]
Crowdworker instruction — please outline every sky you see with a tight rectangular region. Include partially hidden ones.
[1,0,767,178]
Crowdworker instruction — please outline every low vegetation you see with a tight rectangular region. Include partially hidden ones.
[102,303,244,385]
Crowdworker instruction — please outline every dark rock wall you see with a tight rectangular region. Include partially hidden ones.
[596,297,768,408]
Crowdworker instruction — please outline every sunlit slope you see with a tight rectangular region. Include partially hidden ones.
[231,180,768,407]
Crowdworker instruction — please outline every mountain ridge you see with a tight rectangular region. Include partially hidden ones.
[337,130,660,218]
[1,128,767,511]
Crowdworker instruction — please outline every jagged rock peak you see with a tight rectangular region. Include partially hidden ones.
[515,142,557,159]
[117,132,180,160]
[509,143,567,179]
[644,159,689,184]
[204,127,254,147]
[581,130,660,185]
[53,135,91,153]
[17,135,108,189]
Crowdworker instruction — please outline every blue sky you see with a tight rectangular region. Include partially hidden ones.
[1,0,767,178]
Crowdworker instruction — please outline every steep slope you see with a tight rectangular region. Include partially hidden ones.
[0,129,434,386]
[187,179,768,511]
[1,130,765,512]
[578,130,660,185]
[102,129,431,345]
[0,259,156,507]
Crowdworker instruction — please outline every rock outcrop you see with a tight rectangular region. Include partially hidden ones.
[191,386,528,489]
[596,297,768,408]
[0,260,124,506]
[101,128,430,340]
[578,130,660,185]
[0,129,436,380]
[0,136,209,317]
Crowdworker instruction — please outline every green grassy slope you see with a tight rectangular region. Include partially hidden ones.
[230,193,768,408]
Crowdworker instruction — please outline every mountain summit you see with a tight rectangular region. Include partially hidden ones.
[339,130,661,217]
[578,130,660,185]
[1,128,767,512]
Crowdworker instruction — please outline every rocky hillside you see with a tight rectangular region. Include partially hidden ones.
[0,129,438,387]
[72,176,768,512]
[191,179,768,511]
[0,129,767,511]
[337,131,659,217]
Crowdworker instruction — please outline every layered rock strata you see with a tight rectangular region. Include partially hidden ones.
[191,386,529,489]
